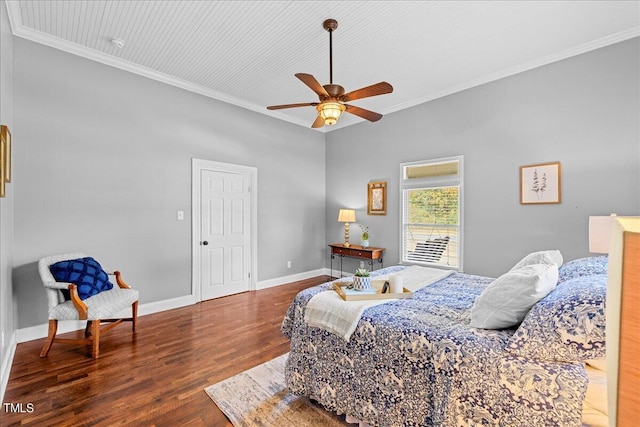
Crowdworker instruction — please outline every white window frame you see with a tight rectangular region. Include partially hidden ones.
[399,155,464,271]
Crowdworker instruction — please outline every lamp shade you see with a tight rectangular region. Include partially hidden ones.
[317,102,346,126]
[589,214,616,253]
[338,209,356,223]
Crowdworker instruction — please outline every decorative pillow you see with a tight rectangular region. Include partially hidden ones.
[507,274,606,362]
[470,263,559,329]
[558,256,608,283]
[49,257,114,300]
[509,250,563,271]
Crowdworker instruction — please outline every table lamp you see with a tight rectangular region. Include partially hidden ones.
[589,213,616,253]
[338,209,356,247]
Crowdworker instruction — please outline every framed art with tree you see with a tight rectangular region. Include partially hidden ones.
[520,162,561,204]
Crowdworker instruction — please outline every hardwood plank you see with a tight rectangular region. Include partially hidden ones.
[2,276,330,426]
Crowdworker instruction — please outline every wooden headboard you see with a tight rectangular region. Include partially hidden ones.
[606,216,639,427]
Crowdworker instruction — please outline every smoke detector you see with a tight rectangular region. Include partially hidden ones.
[110,37,125,49]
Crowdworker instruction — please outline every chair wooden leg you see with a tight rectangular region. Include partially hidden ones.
[40,320,58,357]
[85,321,93,338]
[91,319,101,359]
[132,300,138,333]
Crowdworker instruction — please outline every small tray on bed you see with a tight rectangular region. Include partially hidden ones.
[333,279,414,301]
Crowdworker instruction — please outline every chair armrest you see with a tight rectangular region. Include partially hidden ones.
[111,271,131,289]
[43,280,73,290]
[68,284,88,320]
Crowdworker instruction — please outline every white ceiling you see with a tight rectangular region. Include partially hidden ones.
[5,1,640,131]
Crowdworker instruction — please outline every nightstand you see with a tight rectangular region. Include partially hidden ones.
[329,243,385,278]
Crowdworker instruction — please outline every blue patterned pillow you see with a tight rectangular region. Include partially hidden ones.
[558,256,608,283]
[49,257,114,300]
[507,274,606,362]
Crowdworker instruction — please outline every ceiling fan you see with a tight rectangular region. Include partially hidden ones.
[267,19,393,128]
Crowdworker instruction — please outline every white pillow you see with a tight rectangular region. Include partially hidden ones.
[470,263,559,329]
[510,250,563,271]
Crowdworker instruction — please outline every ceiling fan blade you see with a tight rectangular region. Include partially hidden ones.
[267,102,318,110]
[345,104,383,122]
[311,115,325,128]
[296,73,329,98]
[342,82,393,102]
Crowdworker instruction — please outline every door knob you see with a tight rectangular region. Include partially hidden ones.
[202,241,209,245]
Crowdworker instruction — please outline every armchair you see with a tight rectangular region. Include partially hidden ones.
[38,252,139,359]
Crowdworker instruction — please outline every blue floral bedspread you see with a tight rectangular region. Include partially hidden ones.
[281,266,589,426]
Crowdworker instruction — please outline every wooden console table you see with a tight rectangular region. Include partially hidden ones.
[329,243,385,278]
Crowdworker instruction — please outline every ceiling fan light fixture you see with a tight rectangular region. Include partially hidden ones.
[317,101,346,125]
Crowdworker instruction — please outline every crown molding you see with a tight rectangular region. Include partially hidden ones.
[6,1,638,134]
[384,27,640,116]
[5,1,315,130]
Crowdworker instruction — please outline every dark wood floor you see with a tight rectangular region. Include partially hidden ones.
[2,276,330,427]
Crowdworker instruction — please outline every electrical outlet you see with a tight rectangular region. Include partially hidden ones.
[177,210,184,221]
[287,261,292,268]
[360,261,365,268]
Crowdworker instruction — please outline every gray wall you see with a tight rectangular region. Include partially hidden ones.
[326,38,640,278]
[0,0,15,390]
[7,31,640,330]
[12,39,326,329]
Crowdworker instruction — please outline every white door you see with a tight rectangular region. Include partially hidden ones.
[200,169,251,300]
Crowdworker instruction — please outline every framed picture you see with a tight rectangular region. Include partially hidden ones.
[1,125,11,183]
[367,181,387,215]
[520,161,561,204]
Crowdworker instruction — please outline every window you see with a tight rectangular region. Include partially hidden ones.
[400,156,463,270]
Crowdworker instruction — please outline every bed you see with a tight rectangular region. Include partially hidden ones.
[281,254,608,426]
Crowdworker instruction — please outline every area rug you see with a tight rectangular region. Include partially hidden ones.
[205,353,351,427]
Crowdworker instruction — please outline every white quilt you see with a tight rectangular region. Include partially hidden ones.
[304,266,454,341]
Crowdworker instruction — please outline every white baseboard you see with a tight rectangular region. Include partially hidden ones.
[1,331,17,403]
[256,268,331,290]
[15,294,198,344]
[134,294,198,317]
